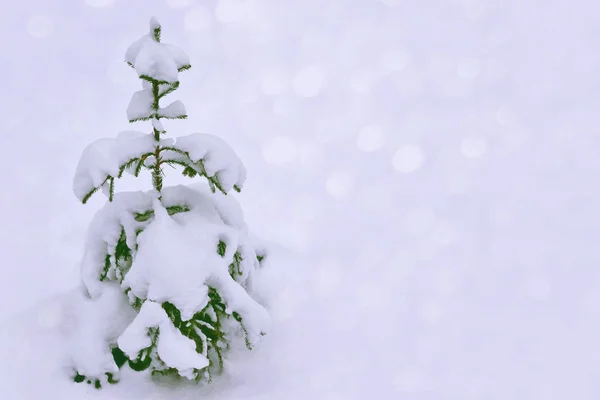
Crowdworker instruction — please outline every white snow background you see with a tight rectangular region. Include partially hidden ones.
[2,0,600,398]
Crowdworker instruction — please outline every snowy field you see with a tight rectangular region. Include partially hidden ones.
[2,0,600,398]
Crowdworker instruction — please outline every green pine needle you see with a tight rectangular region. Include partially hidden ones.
[109,178,115,202]
[118,157,140,178]
[182,166,198,178]
[160,146,189,157]
[217,241,227,257]
[81,186,100,205]
[158,81,180,98]
[134,157,147,177]
[128,116,154,123]
[158,113,188,120]
[139,74,172,86]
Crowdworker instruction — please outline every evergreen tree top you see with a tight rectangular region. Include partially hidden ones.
[73,19,246,204]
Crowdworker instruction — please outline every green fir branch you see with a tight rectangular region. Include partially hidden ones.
[152,24,162,42]
[111,347,128,369]
[158,81,180,98]
[99,253,111,281]
[232,312,253,350]
[209,172,225,195]
[182,166,198,178]
[166,204,190,215]
[162,157,214,191]
[128,327,159,372]
[162,159,195,176]
[134,204,190,222]
[217,241,227,257]
[139,74,174,86]
[197,160,218,193]
[82,176,112,204]
[134,210,154,222]
[157,113,188,121]
[115,229,132,281]
[161,149,230,195]
[152,160,164,192]
[160,146,189,158]
[118,157,140,178]
[128,116,154,124]
[134,156,149,177]
[162,293,229,378]
[229,252,243,279]
[109,177,115,202]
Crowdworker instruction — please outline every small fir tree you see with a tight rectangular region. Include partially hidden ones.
[69,18,270,389]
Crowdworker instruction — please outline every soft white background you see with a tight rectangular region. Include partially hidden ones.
[1,0,600,398]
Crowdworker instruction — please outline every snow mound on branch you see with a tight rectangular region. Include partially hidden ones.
[171,133,248,192]
[81,183,267,325]
[118,300,209,379]
[158,100,187,119]
[125,19,190,84]
[72,132,174,202]
[63,283,136,380]
[80,190,152,299]
[127,89,154,121]
[77,184,269,380]
[121,196,270,336]
[127,90,187,122]
[190,182,246,230]
[81,186,219,298]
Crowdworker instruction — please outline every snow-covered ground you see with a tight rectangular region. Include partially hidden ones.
[3,0,600,398]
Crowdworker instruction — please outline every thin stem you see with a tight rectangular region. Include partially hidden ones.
[151,81,163,194]
[152,138,162,193]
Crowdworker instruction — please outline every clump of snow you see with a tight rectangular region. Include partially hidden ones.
[190,182,246,230]
[63,283,136,382]
[163,44,191,71]
[125,19,190,84]
[152,118,165,133]
[122,198,222,317]
[73,131,169,202]
[149,17,161,32]
[127,89,154,121]
[80,190,147,298]
[76,184,268,380]
[168,133,248,192]
[121,194,269,329]
[80,185,234,298]
[159,100,187,119]
[118,300,210,379]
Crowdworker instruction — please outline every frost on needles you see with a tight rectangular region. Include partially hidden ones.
[69,18,270,389]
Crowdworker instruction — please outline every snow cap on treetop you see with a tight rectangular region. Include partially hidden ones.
[124,17,190,84]
[149,17,160,31]
[149,17,161,41]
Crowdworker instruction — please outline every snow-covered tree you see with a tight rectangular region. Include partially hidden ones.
[68,18,270,389]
